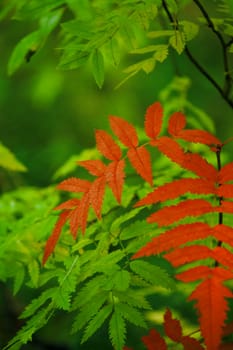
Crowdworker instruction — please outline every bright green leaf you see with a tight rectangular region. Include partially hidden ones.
[130,260,175,290]
[109,306,126,350]
[82,304,113,343]
[154,45,169,62]
[8,31,42,75]
[0,143,27,172]
[169,31,185,54]
[91,49,105,88]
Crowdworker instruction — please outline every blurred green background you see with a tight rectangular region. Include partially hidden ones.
[0,4,233,349]
[0,8,232,188]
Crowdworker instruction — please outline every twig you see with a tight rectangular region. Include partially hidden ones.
[161,0,233,109]
[192,0,232,96]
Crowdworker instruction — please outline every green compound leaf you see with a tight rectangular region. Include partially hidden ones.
[71,292,108,333]
[109,306,126,350]
[13,264,25,295]
[91,49,105,88]
[130,260,175,290]
[0,143,27,172]
[117,302,147,328]
[103,270,131,292]
[81,303,113,343]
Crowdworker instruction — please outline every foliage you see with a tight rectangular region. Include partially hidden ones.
[1,0,233,108]
[2,100,232,350]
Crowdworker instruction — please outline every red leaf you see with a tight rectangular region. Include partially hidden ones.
[176,266,212,283]
[218,200,233,215]
[218,184,233,198]
[189,272,232,350]
[152,137,217,181]
[110,116,138,148]
[144,102,163,139]
[142,329,167,350]
[69,206,80,239]
[219,162,233,183]
[54,198,80,210]
[58,177,91,193]
[168,111,186,137]
[105,160,125,203]
[147,199,214,226]
[181,336,204,350]
[42,210,70,265]
[95,130,122,161]
[70,192,90,235]
[133,223,212,259]
[213,246,233,270]
[178,129,221,146]
[135,178,215,207]
[164,309,182,342]
[127,146,153,186]
[78,159,106,176]
[89,176,106,219]
[182,152,218,181]
[151,136,184,163]
[213,224,233,248]
[165,245,213,267]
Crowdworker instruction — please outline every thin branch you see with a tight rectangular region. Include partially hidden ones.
[192,0,232,96]
[161,0,233,109]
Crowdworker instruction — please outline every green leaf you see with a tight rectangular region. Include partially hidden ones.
[39,8,64,36]
[120,220,158,240]
[103,269,130,291]
[71,292,108,333]
[109,37,121,67]
[20,288,57,319]
[169,31,185,54]
[13,264,25,295]
[142,58,156,73]
[15,0,65,20]
[91,49,105,88]
[28,259,40,288]
[180,20,199,41]
[8,31,42,75]
[72,275,106,309]
[147,30,174,39]
[117,302,147,328]
[82,304,113,343]
[115,289,151,310]
[153,45,169,62]
[130,45,160,55]
[53,287,72,310]
[4,303,54,350]
[111,207,144,234]
[109,306,126,350]
[130,260,175,290]
[58,50,90,70]
[0,143,27,172]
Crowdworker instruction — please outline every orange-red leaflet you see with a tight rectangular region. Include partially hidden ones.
[110,116,138,148]
[144,101,163,140]
[127,146,153,186]
[95,129,122,161]
[168,111,186,137]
